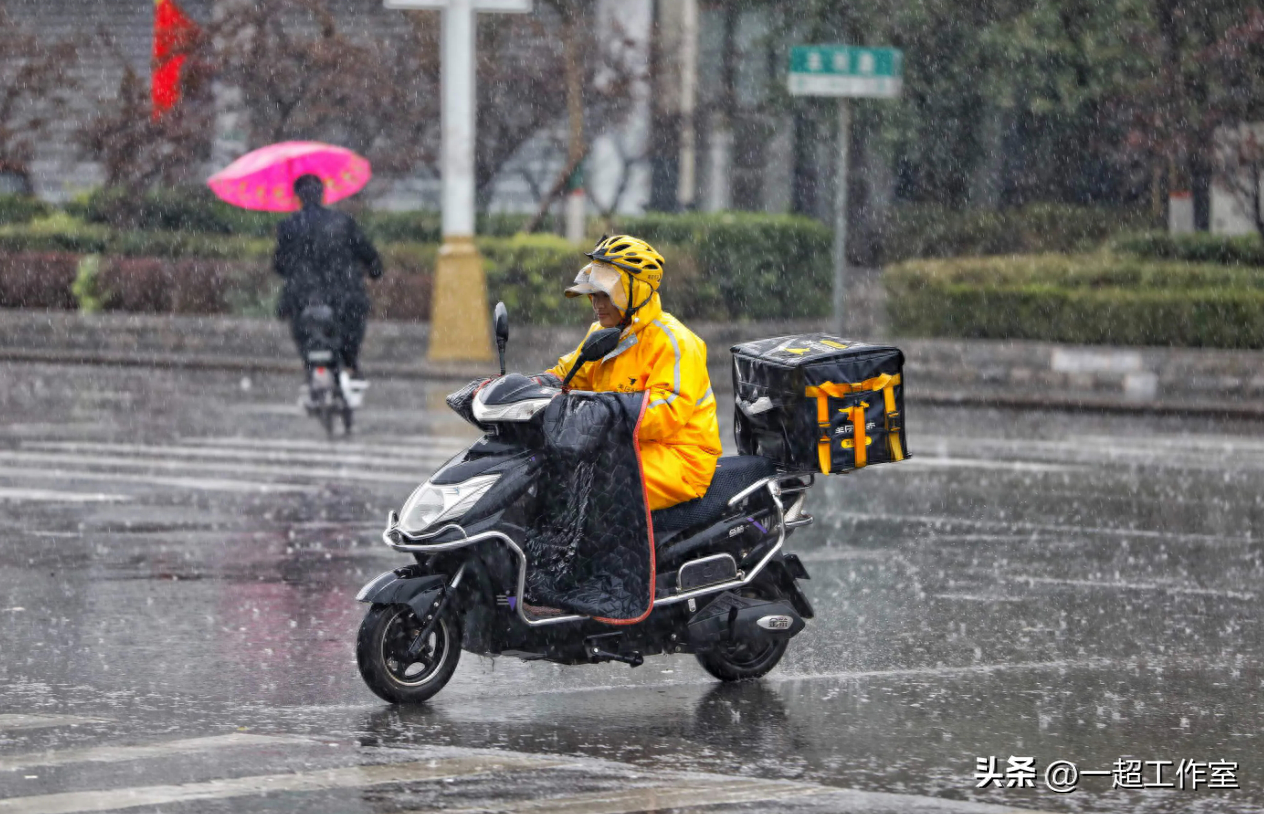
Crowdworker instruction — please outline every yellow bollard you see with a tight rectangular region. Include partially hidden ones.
[427,235,493,362]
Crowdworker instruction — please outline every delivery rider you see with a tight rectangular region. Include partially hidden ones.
[541,236,722,511]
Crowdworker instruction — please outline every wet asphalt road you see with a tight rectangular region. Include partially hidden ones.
[0,360,1261,814]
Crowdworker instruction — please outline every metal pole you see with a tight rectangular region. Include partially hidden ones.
[427,0,492,362]
[832,99,850,337]
[442,0,476,239]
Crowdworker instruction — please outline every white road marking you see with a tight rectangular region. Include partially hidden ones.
[189,436,475,455]
[927,434,1264,470]
[837,510,1256,546]
[775,657,1125,685]
[932,593,1028,603]
[0,736,1065,814]
[23,442,451,470]
[0,451,419,486]
[0,489,129,503]
[0,466,313,495]
[459,658,1130,701]
[1082,433,1264,455]
[0,716,108,733]
[436,780,827,814]
[0,754,565,814]
[0,734,307,772]
[890,456,1084,473]
[1008,575,1256,600]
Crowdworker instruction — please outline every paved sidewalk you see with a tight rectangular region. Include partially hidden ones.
[1,309,1261,417]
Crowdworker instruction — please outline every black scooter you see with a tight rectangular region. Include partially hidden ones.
[354,304,816,703]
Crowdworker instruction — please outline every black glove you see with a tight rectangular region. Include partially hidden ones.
[445,377,494,430]
[529,372,562,388]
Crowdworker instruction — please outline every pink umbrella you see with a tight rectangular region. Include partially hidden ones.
[207,141,371,212]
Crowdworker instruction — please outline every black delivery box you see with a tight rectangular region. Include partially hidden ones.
[731,334,908,474]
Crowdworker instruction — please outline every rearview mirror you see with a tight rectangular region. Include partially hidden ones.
[579,327,622,363]
[562,327,622,388]
[493,302,509,375]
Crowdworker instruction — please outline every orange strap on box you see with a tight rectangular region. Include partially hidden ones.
[805,373,902,473]
[849,404,868,467]
[883,383,904,461]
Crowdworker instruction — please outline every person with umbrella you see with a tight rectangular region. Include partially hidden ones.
[208,142,382,388]
[274,173,383,383]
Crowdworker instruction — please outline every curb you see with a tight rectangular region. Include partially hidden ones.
[5,347,1263,420]
[913,391,1264,420]
[0,348,483,381]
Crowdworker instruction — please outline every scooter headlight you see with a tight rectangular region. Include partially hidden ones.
[398,474,500,534]
[472,396,553,423]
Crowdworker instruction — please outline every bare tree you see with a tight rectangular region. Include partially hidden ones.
[77,28,214,190]
[523,3,644,229]
[1207,10,1264,238]
[0,9,80,191]
[1215,125,1264,236]
[213,0,440,177]
[586,131,646,231]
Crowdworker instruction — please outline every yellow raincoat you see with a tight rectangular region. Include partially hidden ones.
[548,291,721,511]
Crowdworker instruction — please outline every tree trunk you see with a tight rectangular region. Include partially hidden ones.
[703,3,738,212]
[647,0,680,211]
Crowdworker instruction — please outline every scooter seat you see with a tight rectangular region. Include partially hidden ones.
[651,455,779,537]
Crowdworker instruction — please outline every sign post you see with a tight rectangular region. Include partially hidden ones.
[385,0,532,362]
[789,45,902,336]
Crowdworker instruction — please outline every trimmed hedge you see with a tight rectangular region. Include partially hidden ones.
[477,233,725,325]
[480,234,588,325]
[0,211,830,322]
[1111,231,1264,267]
[72,187,282,237]
[0,252,79,309]
[0,215,272,260]
[72,186,558,243]
[881,204,1152,263]
[619,211,832,321]
[0,195,51,226]
[886,253,1264,348]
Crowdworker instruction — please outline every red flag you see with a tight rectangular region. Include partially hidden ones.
[152,0,199,119]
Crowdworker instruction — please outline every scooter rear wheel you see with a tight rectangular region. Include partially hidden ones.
[694,585,789,682]
[356,603,462,703]
[695,636,788,682]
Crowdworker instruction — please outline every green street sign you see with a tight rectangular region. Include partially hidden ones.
[788,45,903,98]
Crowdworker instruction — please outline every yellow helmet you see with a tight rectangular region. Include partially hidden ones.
[585,235,664,292]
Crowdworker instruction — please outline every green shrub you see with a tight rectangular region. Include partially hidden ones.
[106,229,271,260]
[0,213,109,253]
[620,212,833,321]
[882,204,1153,263]
[0,215,272,261]
[0,211,837,323]
[478,233,735,325]
[74,186,283,237]
[73,186,560,243]
[886,253,1264,348]
[358,211,442,244]
[73,255,102,312]
[1111,231,1264,266]
[479,234,590,325]
[0,195,51,226]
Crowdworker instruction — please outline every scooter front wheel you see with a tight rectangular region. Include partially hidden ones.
[356,603,462,703]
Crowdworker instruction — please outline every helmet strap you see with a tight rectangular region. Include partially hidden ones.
[618,270,654,329]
